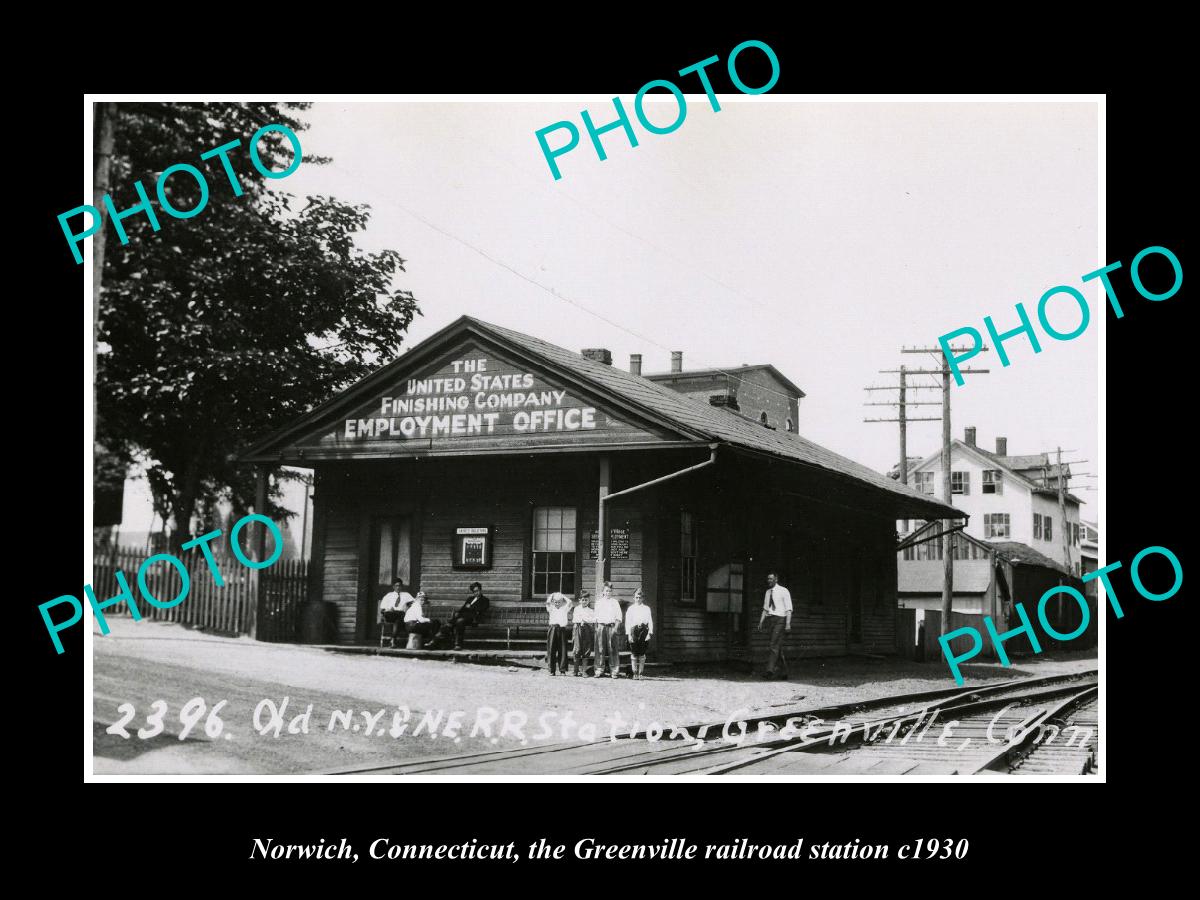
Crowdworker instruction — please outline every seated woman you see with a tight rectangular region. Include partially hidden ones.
[402,591,442,645]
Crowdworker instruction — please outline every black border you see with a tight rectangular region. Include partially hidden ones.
[24,20,1192,885]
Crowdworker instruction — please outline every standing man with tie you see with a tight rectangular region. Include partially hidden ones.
[758,572,793,679]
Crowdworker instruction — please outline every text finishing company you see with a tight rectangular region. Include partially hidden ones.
[345,356,599,440]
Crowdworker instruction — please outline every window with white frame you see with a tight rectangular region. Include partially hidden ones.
[951,471,970,495]
[982,469,1003,494]
[914,471,935,495]
[984,513,1010,538]
[532,506,576,597]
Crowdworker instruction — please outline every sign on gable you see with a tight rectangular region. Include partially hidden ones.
[293,343,676,457]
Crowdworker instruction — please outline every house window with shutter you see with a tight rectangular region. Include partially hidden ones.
[951,471,970,494]
[982,470,1003,494]
[1044,517,1052,542]
[1033,513,1043,540]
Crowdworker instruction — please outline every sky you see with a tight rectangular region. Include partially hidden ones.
[120,98,1100,535]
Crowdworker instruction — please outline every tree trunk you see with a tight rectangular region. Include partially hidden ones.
[169,444,207,555]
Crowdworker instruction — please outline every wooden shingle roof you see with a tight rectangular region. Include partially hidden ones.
[473,318,959,518]
[242,315,962,519]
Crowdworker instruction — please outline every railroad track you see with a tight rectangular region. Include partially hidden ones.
[984,690,1098,775]
[326,669,1098,777]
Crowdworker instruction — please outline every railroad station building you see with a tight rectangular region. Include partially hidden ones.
[242,316,960,663]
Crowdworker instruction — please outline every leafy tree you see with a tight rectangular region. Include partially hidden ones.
[97,102,419,550]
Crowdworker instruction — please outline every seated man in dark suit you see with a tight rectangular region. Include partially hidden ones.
[437,581,490,650]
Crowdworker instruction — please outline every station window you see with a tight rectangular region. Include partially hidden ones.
[532,506,576,597]
[984,513,1010,538]
[680,511,697,602]
[951,471,970,494]
[982,470,1003,494]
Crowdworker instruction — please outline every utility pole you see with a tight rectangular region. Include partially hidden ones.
[896,347,990,637]
[93,102,117,330]
[862,372,940,483]
[941,355,952,636]
[1057,446,1070,573]
[899,366,907,485]
[92,102,120,548]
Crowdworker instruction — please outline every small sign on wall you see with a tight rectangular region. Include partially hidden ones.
[453,525,493,569]
[589,527,631,560]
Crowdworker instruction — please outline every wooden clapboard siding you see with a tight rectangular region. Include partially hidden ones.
[747,610,849,659]
[419,479,528,604]
[321,494,362,643]
[308,449,902,660]
[579,502,645,600]
[659,606,729,660]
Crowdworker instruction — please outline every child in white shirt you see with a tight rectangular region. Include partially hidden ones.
[545,591,571,675]
[624,587,654,680]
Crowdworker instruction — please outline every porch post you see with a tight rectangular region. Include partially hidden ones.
[595,455,610,599]
[247,465,269,640]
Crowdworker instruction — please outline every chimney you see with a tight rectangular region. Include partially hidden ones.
[581,348,612,365]
[965,426,977,447]
[995,436,1007,456]
[629,353,642,376]
[708,393,739,411]
[670,351,683,373]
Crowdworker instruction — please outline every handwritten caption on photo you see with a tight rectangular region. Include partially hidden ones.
[43,514,283,654]
[102,696,1092,755]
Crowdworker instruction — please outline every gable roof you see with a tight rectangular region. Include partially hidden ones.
[242,315,960,518]
[910,439,1085,504]
[645,363,806,399]
[985,541,1074,576]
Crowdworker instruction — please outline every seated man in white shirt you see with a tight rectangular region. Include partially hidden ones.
[403,591,442,645]
[379,580,415,647]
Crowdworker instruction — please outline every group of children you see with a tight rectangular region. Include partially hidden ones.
[544,582,654,679]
